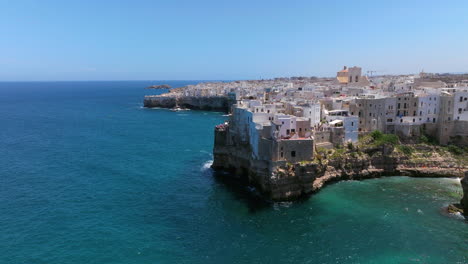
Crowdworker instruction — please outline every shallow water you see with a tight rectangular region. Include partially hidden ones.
[0,81,466,264]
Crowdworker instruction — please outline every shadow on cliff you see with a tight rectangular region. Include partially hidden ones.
[212,171,272,213]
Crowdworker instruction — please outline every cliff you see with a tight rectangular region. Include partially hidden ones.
[212,126,468,201]
[461,174,468,216]
[144,95,233,112]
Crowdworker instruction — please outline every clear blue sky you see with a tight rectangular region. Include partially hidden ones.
[1,0,467,81]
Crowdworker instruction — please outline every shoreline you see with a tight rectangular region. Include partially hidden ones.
[212,126,467,203]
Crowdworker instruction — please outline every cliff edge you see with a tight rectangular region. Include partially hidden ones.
[144,95,233,112]
[461,174,468,216]
[213,125,468,201]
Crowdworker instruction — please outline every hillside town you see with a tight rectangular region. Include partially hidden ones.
[184,67,466,162]
[145,67,468,165]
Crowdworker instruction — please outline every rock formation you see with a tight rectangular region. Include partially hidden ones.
[212,125,468,201]
[146,84,171,89]
[460,172,468,216]
[144,95,234,112]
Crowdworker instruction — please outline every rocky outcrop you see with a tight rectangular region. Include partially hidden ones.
[212,126,467,201]
[448,172,467,218]
[460,173,468,217]
[146,84,171,89]
[144,95,233,112]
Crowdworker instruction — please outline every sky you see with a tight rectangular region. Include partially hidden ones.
[1,0,467,81]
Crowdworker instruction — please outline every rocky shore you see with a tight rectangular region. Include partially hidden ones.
[212,127,468,202]
[448,172,468,219]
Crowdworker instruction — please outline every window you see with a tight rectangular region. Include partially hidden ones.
[387,118,393,122]
[460,97,463,102]
[280,152,283,158]
[291,151,296,157]
[351,122,354,126]
[459,108,463,114]
[355,76,359,82]
[413,119,415,123]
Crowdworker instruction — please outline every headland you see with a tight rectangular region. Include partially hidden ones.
[144,69,468,218]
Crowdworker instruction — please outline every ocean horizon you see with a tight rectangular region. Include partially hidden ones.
[0,81,466,264]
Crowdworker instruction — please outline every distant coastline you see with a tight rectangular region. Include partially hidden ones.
[145,84,171,89]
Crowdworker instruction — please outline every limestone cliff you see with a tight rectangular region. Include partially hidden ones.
[144,95,232,112]
[212,126,468,201]
[461,173,468,215]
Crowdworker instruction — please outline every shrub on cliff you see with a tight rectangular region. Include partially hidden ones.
[369,130,399,146]
[370,130,383,140]
[447,145,464,155]
[419,134,438,145]
[397,145,413,155]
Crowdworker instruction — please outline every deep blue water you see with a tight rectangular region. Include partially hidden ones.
[0,81,466,264]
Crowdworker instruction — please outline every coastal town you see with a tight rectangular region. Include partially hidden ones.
[144,67,468,210]
[146,66,468,152]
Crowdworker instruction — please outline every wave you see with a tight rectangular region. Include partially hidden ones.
[201,160,213,171]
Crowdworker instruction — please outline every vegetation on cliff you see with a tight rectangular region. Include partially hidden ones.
[313,130,468,169]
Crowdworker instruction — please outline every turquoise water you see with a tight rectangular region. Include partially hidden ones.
[0,81,466,264]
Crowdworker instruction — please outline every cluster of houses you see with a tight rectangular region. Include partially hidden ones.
[213,66,468,164]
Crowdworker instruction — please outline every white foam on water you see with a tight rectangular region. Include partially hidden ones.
[201,160,213,171]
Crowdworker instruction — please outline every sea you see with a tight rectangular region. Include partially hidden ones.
[0,81,466,264]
